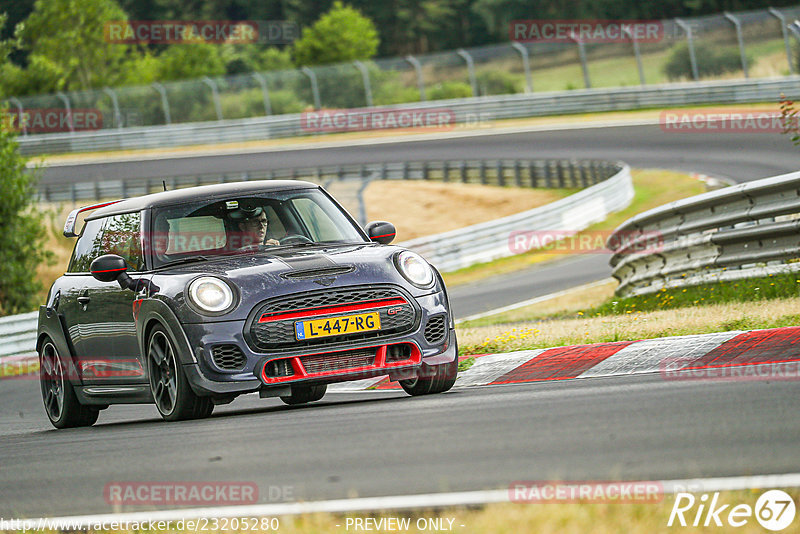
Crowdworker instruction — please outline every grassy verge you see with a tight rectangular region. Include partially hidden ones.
[590,272,800,316]
[457,275,800,355]
[443,169,707,287]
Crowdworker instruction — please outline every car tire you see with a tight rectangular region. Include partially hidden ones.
[280,384,327,405]
[147,325,213,421]
[39,338,99,429]
[399,357,458,396]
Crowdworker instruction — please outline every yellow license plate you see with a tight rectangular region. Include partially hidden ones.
[295,312,381,340]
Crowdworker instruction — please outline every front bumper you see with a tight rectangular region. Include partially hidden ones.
[180,291,455,396]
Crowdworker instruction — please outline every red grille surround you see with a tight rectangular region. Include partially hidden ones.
[260,342,422,384]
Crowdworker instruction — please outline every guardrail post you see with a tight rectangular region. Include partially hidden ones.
[511,42,533,93]
[456,49,478,97]
[301,67,322,110]
[353,60,374,107]
[102,87,123,129]
[405,55,426,101]
[422,161,429,180]
[442,160,449,182]
[724,13,748,78]
[569,33,591,88]
[769,8,795,74]
[544,161,552,188]
[580,164,589,187]
[56,92,74,134]
[252,73,272,116]
[8,97,26,136]
[460,161,467,183]
[514,160,521,186]
[622,27,646,85]
[202,77,224,121]
[151,83,171,125]
[496,160,504,186]
[479,160,487,184]
[556,161,565,187]
[402,161,409,180]
[675,19,699,81]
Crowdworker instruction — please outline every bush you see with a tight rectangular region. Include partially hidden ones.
[427,81,473,100]
[0,123,52,316]
[476,70,522,95]
[664,42,750,80]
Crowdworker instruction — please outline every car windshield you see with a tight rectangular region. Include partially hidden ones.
[149,188,366,267]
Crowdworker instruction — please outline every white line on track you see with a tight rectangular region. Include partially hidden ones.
[20,473,800,527]
[455,278,613,324]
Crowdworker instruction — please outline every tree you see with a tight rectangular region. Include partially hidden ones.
[0,122,52,316]
[292,1,379,66]
[154,44,227,81]
[17,0,137,91]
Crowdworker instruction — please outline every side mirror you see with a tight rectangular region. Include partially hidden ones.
[90,254,133,289]
[365,221,396,245]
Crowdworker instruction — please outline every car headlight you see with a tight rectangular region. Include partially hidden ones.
[188,277,235,314]
[395,251,434,288]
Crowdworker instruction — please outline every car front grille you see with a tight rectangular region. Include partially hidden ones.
[301,348,376,374]
[211,344,246,371]
[248,286,417,352]
[424,314,448,345]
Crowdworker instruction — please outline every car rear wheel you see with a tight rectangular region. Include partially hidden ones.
[280,384,327,405]
[399,357,458,396]
[39,339,99,428]
[148,325,213,421]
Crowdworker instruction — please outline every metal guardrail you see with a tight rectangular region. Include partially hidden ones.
[17,77,800,156]
[404,162,632,272]
[37,158,619,203]
[608,169,800,297]
[0,311,38,360]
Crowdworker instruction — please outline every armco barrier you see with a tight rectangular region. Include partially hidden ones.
[608,169,800,297]
[402,163,632,271]
[16,77,800,156]
[0,311,38,360]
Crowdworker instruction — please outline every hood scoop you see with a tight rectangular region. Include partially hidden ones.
[280,266,356,280]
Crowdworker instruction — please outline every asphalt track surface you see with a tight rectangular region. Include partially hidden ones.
[3,374,800,517]
[3,124,800,518]
[39,124,800,185]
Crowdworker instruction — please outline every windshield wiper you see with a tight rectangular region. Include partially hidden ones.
[155,255,210,269]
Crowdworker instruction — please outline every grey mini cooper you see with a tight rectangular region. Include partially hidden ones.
[37,180,458,428]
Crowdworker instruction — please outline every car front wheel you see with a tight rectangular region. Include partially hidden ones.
[147,325,213,421]
[399,357,458,396]
[39,338,99,428]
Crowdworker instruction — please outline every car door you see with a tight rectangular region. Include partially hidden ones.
[68,212,148,384]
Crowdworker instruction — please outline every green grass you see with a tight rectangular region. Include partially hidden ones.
[590,272,800,316]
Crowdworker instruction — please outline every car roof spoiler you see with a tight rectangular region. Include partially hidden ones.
[63,200,124,237]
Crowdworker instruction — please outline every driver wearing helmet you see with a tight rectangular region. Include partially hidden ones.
[229,205,280,248]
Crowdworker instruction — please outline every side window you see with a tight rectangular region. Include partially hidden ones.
[67,213,142,273]
[101,213,143,270]
[68,218,106,273]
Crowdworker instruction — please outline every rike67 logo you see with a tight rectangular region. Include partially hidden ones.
[668,490,796,531]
